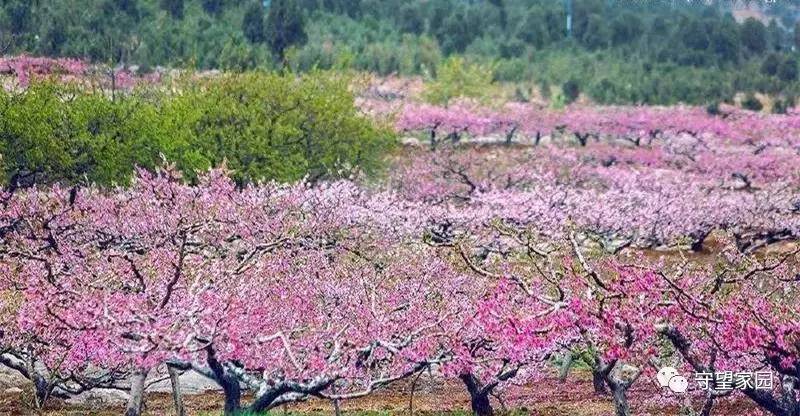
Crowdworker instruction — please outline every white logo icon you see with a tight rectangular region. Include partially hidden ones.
[668,375,689,393]
[657,367,687,393]
[657,367,678,387]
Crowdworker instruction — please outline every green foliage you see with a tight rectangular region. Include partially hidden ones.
[398,4,424,35]
[1,1,799,105]
[742,93,763,112]
[201,0,225,15]
[772,96,793,114]
[740,18,767,54]
[562,78,581,104]
[242,2,266,44]
[795,21,800,51]
[173,71,394,183]
[266,0,308,59]
[0,73,395,187]
[423,56,495,105]
[0,82,173,187]
[160,0,185,19]
[777,58,798,82]
[762,53,781,76]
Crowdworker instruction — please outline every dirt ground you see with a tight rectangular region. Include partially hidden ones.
[0,371,763,416]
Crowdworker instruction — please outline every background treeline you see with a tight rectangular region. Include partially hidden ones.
[1,0,799,105]
[0,72,394,188]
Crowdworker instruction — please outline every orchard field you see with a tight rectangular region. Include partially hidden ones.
[0,58,799,416]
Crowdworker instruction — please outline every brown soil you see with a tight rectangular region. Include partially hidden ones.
[0,372,763,416]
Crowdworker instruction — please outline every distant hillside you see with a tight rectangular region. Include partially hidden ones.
[1,0,798,106]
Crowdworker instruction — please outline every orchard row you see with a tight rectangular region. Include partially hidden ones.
[393,101,800,150]
[1,168,797,416]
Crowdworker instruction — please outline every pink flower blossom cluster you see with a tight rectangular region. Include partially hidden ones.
[1,164,797,416]
[0,55,87,87]
[394,102,800,151]
[390,146,799,253]
[0,55,161,90]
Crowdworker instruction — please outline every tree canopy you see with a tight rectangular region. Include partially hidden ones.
[1,1,798,104]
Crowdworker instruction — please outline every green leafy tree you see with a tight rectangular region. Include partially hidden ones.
[582,14,610,49]
[562,78,580,104]
[742,93,763,111]
[767,20,783,51]
[488,0,507,28]
[242,2,266,44]
[201,0,226,15]
[160,0,184,19]
[761,53,781,76]
[795,21,800,51]
[398,4,424,35]
[266,0,308,59]
[777,57,798,82]
[682,19,710,51]
[3,0,32,35]
[517,9,550,48]
[0,73,395,187]
[610,12,642,46]
[436,8,479,54]
[0,1,795,107]
[710,20,740,63]
[423,56,496,105]
[740,18,767,54]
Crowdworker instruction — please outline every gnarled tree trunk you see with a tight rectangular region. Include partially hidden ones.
[206,347,241,416]
[603,363,641,416]
[610,383,630,416]
[558,351,574,383]
[124,367,149,416]
[459,373,494,416]
[168,365,186,416]
[592,368,608,395]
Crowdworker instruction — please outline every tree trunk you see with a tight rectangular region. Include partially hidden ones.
[447,132,460,144]
[408,370,424,416]
[459,373,494,416]
[504,126,517,146]
[611,384,631,416]
[469,391,493,416]
[603,364,639,416]
[700,395,714,416]
[558,351,574,382]
[332,383,342,416]
[32,373,52,409]
[220,376,241,415]
[168,365,186,416]
[206,347,241,416]
[592,368,608,395]
[124,367,149,416]
[743,388,794,416]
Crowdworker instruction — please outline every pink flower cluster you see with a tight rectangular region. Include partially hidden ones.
[0,164,797,415]
[0,55,87,87]
[0,55,161,90]
[394,102,800,150]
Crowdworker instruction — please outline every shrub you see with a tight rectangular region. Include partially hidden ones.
[562,78,581,104]
[423,56,496,105]
[741,93,763,112]
[172,71,395,183]
[0,81,178,187]
[0,72,395,187]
